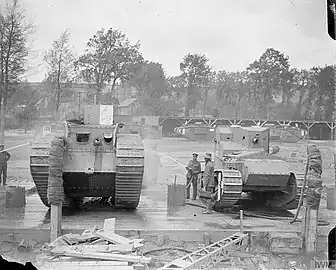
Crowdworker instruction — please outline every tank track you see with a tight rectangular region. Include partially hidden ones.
[213,169,243,209]
[29,137,75,208]
[115,134,145,210]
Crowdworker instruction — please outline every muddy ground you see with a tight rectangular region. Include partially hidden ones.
[0,130,335,269]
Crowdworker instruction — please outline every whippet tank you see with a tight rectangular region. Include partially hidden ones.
[29,105,144,210]
[202,125,299,210]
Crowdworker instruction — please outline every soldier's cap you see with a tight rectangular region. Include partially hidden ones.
[204,152,212,160]
[192,153,198,156]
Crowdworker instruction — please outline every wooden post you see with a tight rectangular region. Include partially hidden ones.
[240,210,244,233]
[50,203,62,242]
[301,195,319,254]
[301,197,309,247]
[306,207,318,253]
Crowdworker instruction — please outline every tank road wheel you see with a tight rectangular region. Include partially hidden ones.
[115,134,145,211]
[213,169,243,211]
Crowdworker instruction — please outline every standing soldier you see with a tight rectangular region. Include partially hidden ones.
[202,152,215,214]
[0,144,10,186]
[185,153,201,200]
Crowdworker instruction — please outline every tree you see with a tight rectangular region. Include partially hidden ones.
[247,48,291,118]
[43,29,77,115]
[314,65,335,120]
[130,61,167,98]
[0,0,34,143]
[167,75,186,101]
[75,28,143,104]
[212,70,251,118]
[9,82,40,132]
[180,53,212,116]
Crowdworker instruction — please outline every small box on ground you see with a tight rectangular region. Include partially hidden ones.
[167,183,185,207]
[5,186,25,208]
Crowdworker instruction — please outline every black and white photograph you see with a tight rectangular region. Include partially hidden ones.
[0,0,335,269]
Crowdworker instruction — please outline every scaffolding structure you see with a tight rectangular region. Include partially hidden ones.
[157,232,248,270]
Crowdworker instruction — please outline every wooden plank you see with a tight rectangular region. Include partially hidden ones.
[50,250,151,264]
[41,260,128,266]
[42,257,128,265]
[50,203,62,242]
[82,225,98,236]
[40,265,133,270]
[94,230,133,244]
[103,218,116,232]
[51,243,134,254]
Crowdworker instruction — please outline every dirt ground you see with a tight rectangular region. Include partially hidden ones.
[0,131,335,269]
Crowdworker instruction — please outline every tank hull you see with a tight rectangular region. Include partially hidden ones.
[30,133,144,210]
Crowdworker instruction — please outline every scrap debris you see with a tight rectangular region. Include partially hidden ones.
[39,218,151,270]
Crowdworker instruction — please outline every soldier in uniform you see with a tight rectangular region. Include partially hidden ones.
[202,152,215,214]
[0,144,10,186]
[185,153,201,200]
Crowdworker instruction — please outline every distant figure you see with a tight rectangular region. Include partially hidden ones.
[0,144,10,186]
[202,152,215,214]
[185,153,201,200]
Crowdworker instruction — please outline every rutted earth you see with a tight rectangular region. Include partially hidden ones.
[0,131,335,269]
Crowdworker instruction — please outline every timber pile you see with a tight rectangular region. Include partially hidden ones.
[39,218,151,270]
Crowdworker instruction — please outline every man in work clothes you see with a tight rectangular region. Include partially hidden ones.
[0,145,10,186]
[185,153,201,200]
[202,152,215,214]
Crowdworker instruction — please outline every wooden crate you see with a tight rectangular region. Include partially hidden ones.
[167,183,185,207]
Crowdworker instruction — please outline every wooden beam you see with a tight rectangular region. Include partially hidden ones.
[306,207,318,253]
[211,119,218,126]
[50,203,62,242]
[260,121,267,126]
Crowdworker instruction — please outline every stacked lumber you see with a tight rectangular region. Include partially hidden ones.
[39,218,151,270]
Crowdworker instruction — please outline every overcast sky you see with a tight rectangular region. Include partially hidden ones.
[19,0,335,82]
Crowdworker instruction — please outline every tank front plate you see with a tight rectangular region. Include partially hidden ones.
[63,172,115,197]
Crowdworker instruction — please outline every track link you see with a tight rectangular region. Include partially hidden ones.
[115,134,144,210]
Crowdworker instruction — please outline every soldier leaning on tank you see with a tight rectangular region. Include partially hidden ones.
[185,153,201,200]
[0,144,10,186]
[202,152,215,214]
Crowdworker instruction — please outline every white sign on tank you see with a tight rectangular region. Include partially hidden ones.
[99,105,114,125]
